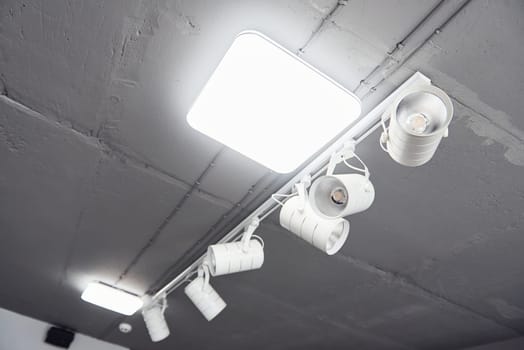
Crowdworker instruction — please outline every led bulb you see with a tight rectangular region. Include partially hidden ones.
[330,187,348,205]
[406,113,429,133]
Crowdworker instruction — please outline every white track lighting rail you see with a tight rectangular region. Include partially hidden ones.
[150,71,432,304]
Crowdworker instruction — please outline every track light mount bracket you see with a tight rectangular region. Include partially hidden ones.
[294,175,311,213]
[327,140,356,176]
[240,217,260,252]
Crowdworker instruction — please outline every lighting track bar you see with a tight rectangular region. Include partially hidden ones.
[149,71,432,304]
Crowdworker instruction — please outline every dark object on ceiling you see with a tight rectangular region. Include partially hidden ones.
[44,327,75,349]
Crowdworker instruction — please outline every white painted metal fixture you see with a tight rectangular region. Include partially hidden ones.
[207,218,264,276]
[184,264,227,321]
[308,141,375,220]
[380,85,454,166]
[81,54,454,342]
[142,297,170,342]
[280,195,350,255]
[150,72,436,311]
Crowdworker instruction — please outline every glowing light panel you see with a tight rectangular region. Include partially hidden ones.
[187,32,361,173]
[81,282,143,316]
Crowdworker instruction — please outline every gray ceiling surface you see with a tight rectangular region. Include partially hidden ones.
[1,0,523,349]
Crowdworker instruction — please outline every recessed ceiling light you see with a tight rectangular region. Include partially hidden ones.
[81,281,143,316]
[187,31,361,173]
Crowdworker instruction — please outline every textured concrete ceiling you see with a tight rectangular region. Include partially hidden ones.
[1,0,523,349]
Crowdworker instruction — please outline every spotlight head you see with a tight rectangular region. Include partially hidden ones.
[184,265,226,321]
[309,174,375,219]
[384,85,453,166]
[207,239,264,276]
[207,219,264,276]
[142,298,170,342]
[279,196,350,255]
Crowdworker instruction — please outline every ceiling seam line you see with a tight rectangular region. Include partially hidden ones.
[351,0,448,94]
[264,218,522,336]
[0,76,7,96]
[353,0,472,98]
[458,335,524,350]
[335,253,523,335]
[58,156,104,290]
[391,0,446,50]
[114,148,225,285]
[146,170,276,294]
[297,0,347,56]
[101,141,236,208]
[359,0,473,101]
[0,94,235,207]
[238,285,414,350]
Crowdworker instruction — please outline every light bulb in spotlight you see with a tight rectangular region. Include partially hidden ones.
[309,174,375,220]
[330,187,348,206]
[406,113,429,133]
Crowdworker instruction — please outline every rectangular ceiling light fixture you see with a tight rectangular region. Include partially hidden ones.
[187,31,361,173]
[81,281,143,316]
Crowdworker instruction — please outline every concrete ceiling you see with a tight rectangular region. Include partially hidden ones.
[1,0,523,349]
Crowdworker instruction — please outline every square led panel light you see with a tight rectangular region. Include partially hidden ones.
[81,281,143,316]
[187,31,361,173]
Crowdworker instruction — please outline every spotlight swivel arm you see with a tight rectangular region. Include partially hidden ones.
[294,175,312,213]
[327,141,355,175]
[240,217,260,252]
[198,263,212,293]
[326,140,369,178]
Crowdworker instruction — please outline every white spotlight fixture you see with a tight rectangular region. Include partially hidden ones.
[142,297,170,342]
[279,178,350,255]
[309,174,374,219]
[207,218,264,276]
[184,264,226,321]
[81,281,143,316]
[380,85,454,167]
[309,142,375,219]
[186,31,361,173]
